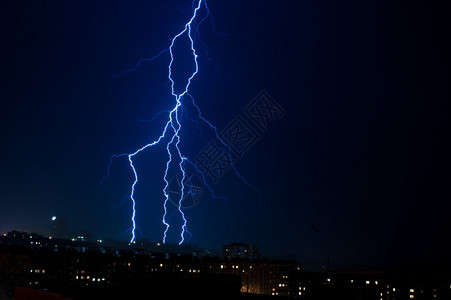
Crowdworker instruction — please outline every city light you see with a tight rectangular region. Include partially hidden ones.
[3,231,450,298]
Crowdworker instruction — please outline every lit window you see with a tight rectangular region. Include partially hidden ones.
[410,289,415,293]
[326,278,331,282]
[410,296,414,299]
[220,265,224,269]
[350,279,354,283]
[375,281,378,285]
[393,288,396,292]
[366,281,370,285]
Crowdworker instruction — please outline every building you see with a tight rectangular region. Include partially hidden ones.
[223,242,258,260]
[50,216,67,239]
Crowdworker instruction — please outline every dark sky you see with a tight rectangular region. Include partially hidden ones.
[0,0,449,270]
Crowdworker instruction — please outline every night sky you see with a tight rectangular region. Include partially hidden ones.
[0,0,449,270]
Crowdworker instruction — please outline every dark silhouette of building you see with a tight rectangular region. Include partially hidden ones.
[223,242,258,260]
[50,216,67,239]
[1,232,451,299]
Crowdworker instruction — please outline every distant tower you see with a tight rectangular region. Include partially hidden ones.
[50,216,67,239]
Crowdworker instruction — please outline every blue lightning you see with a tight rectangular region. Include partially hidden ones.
[127,0,204,245]
[104,0,258,245]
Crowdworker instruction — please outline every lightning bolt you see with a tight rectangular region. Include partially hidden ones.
[121,0,205,245]
[103,0,259,245]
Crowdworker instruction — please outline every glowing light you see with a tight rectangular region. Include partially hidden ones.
[104,0,258,244]
[116,0,207,244]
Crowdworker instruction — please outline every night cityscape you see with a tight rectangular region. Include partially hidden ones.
[1,228,451,299]
[1,0,449,299]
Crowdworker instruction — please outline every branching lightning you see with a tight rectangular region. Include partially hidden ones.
[103,0,258,245]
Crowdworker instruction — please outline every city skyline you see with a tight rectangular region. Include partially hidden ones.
[1,230,451,299]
